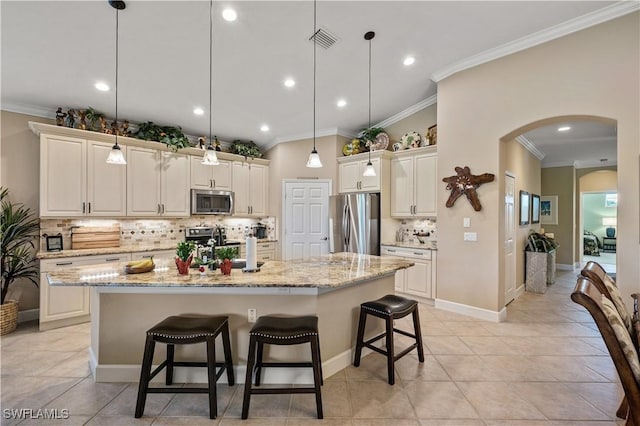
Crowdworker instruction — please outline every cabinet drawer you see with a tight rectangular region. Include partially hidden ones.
[41,253,131,271]
[257,242,275,251]
[380,246,431,260]
[131,249,175,261]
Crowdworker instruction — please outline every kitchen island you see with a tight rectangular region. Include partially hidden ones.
[47,253,412,384]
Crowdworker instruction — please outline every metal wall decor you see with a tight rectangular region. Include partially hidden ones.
[442,166,495,211]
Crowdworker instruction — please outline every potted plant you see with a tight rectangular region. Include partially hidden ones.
[175,241,195,275]
[1,187,40,335]
[525,230,559,292]
[135,121,190,152]
[231,140,262,159]
[215,246,238,276]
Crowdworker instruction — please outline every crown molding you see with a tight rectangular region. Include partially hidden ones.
[2,102,56,119]
[432,1,640,83]
[264,127,356,152]
[515,135,545,160]
[374,94,438,129]
[541,158,618,169]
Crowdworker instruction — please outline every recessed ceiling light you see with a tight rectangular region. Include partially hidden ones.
[260,124,269,132]
[95,82,110,92]
[222,8,237,22]
[337,99,347,108]
[193,107,205,116]
[557,126,571,132]
[284,78,296,88]
[403,56,415,66]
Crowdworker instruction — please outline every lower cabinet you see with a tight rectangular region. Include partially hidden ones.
[130,249,176,262]
[381,245,436,300]
[240,241,277,261]
[39,253,131,330]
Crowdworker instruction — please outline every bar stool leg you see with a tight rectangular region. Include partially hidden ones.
[221,322,235,386]
[310,335,324,419]
[242,336,257,419]
[206,337,217,419]
[385,315,395,385]
[412,307,425,362]
[135,336,156,418]
[165,344,175,385]
[254,341,264,386]
[316,332,324,385]
[353,309,368,367]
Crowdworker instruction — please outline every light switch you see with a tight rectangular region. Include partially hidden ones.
[463,217,470,228]
[464,232,477,241]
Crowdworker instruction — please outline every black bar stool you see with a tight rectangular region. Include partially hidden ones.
[353,294,424,385]
[134,314,234,419]
[242,315,323,419]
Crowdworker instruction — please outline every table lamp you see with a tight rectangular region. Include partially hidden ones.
[602,217,616,238]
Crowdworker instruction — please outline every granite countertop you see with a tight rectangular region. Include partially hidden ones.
[46,252,412,289]
[382,241,438,250]
[37,239,280,260]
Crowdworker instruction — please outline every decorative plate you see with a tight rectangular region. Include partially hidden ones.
[369,132,390,151]
[400,131,422,149]
[342,141,354,156]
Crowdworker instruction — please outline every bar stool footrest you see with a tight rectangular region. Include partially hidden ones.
[251,387,317,395]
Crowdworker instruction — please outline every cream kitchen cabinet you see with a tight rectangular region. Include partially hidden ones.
[130,249,175,261]
[337,150,391,194]
[39,253,131,330]
[40,135,126,217]
[391,147,437,217]
[381,245,436,300]
[232,161,268,216]
[240,241,277,261]
[127,146,190,217]
[190,156,232,190]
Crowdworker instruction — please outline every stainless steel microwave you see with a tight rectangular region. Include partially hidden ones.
[191,189,234,215]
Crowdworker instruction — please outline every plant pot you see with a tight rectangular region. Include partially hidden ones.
[175,255,193,275]
[1,300,19,336]
[220,259,232,275]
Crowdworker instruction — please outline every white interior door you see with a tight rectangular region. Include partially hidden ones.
[504,173,517,304]
[283,180,330,260]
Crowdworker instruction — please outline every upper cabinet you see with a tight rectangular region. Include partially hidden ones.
[127,147,190,217]
[232,161,268,216]
[390,146,437,218]
[337,150,391,194]
[190,156,232,190]
[40,135,126,217]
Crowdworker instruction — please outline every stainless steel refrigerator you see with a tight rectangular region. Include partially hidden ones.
[329,193,380,255]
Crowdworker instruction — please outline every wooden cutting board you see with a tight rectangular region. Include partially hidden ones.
[71,225,121,250]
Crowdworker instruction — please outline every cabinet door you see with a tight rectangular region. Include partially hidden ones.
[394,267,406,292]
[359,158,381,191]
[190,155,213,189]
[161,152,190,217]
[391,157,414,217]
[414,154,437,216]
[232,162,250,215]
[87,141,127,216]
[405,260,432,298]
[339,161,360,193]
[127,146,161,216]
[212,160,232,190]
[249,164,268,216]
[40,135,86,216]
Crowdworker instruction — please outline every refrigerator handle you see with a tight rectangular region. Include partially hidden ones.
[343,204,349,248]
[328,218,335,253]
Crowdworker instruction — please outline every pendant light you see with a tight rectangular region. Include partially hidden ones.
[106,0,127,165]
[362,31,376,177]
[202,0,220,166]
[306,0,322,168]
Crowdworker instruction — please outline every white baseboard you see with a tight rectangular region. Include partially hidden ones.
[556,263,576,271]
[435,298,506,322]
[515,284,525,299]
[17,308,39,324]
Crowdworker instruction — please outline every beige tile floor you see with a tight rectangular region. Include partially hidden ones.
[0,270,625,425]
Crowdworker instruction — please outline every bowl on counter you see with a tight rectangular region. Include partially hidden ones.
[413,233,430,244]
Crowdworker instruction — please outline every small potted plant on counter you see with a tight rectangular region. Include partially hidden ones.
[175,241,195,275]
[215,246,238,276]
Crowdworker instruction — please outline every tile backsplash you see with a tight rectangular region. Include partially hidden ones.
[39,217,276,251]
[393,218,437,243]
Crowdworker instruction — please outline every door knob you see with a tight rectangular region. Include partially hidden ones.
[321,237,328,241]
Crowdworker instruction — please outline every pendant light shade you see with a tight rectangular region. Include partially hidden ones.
[363,31,376,177]
[106,1,126,165]
[202,0,219,166]
[306,0,322,168]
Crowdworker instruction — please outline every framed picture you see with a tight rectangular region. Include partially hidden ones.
[531,194,540,224]
[540,195,558,225]
[519,190,530,226]
[46,234,63,252]
[426,124,437,146]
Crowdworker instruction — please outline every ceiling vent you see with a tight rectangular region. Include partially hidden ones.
[309,28,337,49]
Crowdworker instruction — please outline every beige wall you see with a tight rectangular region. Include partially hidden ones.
[1,111,54,310]
[437,13,639,312]
[501,139,541,297]
[541,167,576,267]
[384,104,437,146]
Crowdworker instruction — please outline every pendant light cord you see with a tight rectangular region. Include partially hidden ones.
[368,35,371,162]
[209,0,213,147]
[115,8,119,147]
[312,0,317,151]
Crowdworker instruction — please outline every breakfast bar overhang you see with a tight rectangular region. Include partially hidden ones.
[46,253,413,383]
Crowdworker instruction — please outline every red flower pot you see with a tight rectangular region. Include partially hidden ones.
[175,255,193,275]
[220,259,232,275]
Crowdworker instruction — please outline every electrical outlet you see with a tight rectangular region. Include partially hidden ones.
[248,308,257,323]
[464,232,477,242]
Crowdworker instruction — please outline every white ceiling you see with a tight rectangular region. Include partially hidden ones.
[1,0,628,165]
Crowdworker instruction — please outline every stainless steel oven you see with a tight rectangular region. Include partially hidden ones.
[191,189,234,215]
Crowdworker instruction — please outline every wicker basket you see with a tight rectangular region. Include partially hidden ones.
[0,300,19,336]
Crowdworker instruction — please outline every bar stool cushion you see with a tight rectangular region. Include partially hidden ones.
[250,315,318,340]
[147,314,228,340]
[361,294,418,317]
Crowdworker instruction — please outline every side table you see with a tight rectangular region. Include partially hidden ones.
[602,237,616,253]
